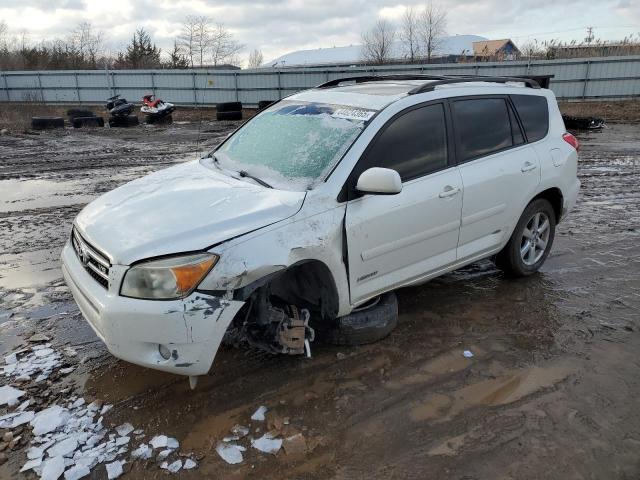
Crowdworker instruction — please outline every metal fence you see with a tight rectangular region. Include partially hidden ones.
[1,55,639,106]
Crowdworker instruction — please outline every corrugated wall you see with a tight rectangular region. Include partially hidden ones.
[1,56,639,106]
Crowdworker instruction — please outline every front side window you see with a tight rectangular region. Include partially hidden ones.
[213,100,372,191]
[452,98,513,161]
[357,103,448,183]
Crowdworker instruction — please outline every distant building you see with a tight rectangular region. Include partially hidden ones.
[265,35,487,67]
[473,39,520,61]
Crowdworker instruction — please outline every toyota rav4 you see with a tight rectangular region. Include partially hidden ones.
[61,75,580,388]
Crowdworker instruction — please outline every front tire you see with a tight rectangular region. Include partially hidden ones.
[495,198,556,277]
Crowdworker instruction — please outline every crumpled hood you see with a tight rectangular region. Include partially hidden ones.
[74,160,305,265]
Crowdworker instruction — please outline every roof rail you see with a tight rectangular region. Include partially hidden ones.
[315,74,455,89]
[408,76,541,94]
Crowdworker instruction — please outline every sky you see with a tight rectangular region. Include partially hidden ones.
[0,0,638,65]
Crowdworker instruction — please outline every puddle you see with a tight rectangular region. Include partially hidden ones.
[410,363,574,422]
[0,249,62,289]
[0,178,94,213]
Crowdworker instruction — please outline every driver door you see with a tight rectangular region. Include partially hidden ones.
[345,103,463,305]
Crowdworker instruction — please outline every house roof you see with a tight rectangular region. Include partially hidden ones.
[265,35,487,67]
[473,39,518,56]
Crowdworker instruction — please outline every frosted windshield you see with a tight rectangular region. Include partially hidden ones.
[215,101,373,190]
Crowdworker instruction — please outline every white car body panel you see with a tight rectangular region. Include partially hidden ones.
[62,80,580,377]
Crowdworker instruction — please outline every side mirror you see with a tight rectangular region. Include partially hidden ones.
[356,167,402,195]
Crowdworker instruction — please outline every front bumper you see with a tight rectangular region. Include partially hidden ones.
[61,241,244,376]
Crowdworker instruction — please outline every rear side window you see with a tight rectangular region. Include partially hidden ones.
[452,98,512,161]
[511,95,549,142]
[360,103,448,182]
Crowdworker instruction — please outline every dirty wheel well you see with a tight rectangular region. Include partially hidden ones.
[264,260,339,321]
[532,188,563,223]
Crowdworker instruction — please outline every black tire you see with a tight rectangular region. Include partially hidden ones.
[66,108,95,119]
[108,115,139,128]
[495,198,556,277]
[216,111,242,121]
[313,292,398,346]
[31,117,65,130]
[258,100,275,110]
[217,101,242,113]
[72,116,104,128]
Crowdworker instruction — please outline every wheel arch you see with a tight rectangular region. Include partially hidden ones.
[531,187,563,223]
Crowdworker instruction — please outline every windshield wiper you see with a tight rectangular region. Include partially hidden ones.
[238,170,273,189]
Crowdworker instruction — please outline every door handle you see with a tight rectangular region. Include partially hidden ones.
[521,162,537,172]
[439,185,460,198]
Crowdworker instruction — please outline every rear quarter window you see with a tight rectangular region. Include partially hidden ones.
[511,95,549,142]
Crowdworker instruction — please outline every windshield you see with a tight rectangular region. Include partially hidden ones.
[212,100,374,191]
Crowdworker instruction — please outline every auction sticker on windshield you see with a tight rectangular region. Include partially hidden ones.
[331,107,375,122]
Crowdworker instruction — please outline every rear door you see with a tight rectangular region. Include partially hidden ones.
[451,96,541,261]
[345,102,463,305]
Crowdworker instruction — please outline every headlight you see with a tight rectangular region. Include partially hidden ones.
[121,253,218,300]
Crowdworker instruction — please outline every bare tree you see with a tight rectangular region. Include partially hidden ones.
[361,19,396,64]
[419,2,447,63]
[247,48,263,68]
[400,6,420,63]
[69,22,104,68]
[209,23,244,66]
[178,16,198,67]
[0,21,8,50]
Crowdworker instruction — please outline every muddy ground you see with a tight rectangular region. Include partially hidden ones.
[0,117,639,480]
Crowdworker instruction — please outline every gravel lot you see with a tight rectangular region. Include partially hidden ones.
[0,118,639,479]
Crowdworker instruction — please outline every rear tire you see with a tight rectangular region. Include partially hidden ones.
[216,111,242,121]
[495,198,556,277]
[313,292,398,346]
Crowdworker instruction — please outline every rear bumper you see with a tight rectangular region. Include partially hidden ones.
[61,241,244,376]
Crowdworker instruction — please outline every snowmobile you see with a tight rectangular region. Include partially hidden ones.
[105,94,134,117]
[141,94,176,124]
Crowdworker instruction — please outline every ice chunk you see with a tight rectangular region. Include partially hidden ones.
[0,385,24,406]
[71,398,85,409]
[114,423,133,437]
[251,405,268,421]
[20,457,42,473]
[166,437,179,449]
[157,449,172,460]
[47,437,78,458]
[106,460,124,479]
[99,404,113,416]
[251,433,282,454]
[149,435,168,449]
[216,442,244,465]
[115,436,130,447]
[59,367,75,375]
[5,353,18,365]
[31,405,67,435]
[183,459,197,470]
[41,456,65,480]
[463,350,474,358]
[17,399,31,411]
[0,410,34,428]
[34,348,55,358]
[131,443,152,460]
[74,456,98,469]
[162,460,182,473]
[27,445,44,459]
[63,464,90,480]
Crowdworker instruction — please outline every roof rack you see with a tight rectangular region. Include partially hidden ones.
[407,76,541,94]
[315,74,541,92]
[316,74,454,89]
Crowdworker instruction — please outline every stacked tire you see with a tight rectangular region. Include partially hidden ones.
[31,117,65,130]
[108,116,139,128]
[66,108,104,129]
[216,102,242,121]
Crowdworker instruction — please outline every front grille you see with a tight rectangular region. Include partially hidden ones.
[71,228,111,289]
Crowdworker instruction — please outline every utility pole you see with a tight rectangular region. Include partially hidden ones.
[585,27,594,45]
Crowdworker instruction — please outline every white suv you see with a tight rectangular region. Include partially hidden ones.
[61,75,580,386]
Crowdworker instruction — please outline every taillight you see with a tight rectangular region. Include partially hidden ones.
[563,132,580,151]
